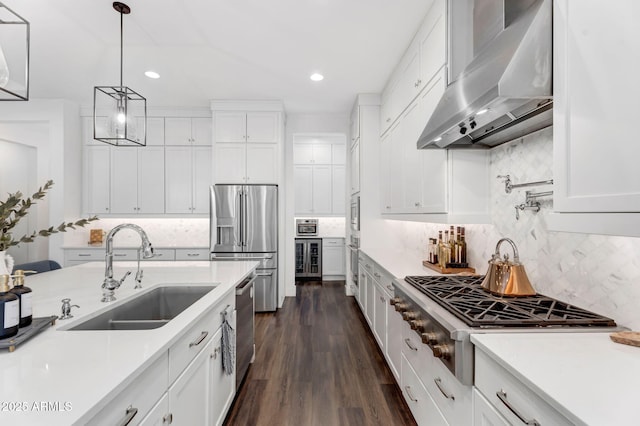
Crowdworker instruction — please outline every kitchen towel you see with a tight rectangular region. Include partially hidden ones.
[221,308,235,375]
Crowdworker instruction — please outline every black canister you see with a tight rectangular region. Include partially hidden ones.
[10,270,34,327]
[0,275,19,339]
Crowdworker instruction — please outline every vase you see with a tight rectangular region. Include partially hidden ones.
[0,251,14,276]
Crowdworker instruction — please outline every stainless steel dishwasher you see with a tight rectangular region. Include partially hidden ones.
[235,274,256,390]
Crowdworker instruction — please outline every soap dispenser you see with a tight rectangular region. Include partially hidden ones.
[0,275,19,339]
[10,270,34,327]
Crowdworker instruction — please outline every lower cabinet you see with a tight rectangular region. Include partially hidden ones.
[322,238,345,279]
[472,389,510,426]
[401,355,448,426]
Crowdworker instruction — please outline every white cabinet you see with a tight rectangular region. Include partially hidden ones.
[165,146,212,214]
[550,0,640,236]
[350,140,360,195]
[294,165,331,215]
[110,147,165,214]
[165,117,212,146]
[473,389,510,426]
[136,117,165,146]
[401,355,448,426]
[372,282,386,350]
[386,293,402,381]
[209,325,236,426]
[350,104,360,146]
[332,165,345,214]
[293,143,332,165]
[322,238,345,279]
[83,145,111,214]
[138,393,169,426]
[213,111,281,184]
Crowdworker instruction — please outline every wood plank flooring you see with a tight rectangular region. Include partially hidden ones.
[224,281,417,426]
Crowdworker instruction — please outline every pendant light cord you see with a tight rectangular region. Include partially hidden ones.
[119,8,123,88]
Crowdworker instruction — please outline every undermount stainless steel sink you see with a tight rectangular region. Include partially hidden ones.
[69,285,216,331]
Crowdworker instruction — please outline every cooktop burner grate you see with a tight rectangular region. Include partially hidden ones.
[404,275,616,328]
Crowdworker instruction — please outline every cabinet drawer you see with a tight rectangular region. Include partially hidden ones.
[87,352,168,426]
[175,248,210,261]
[374,265,396,297]
[401,354,448,426]
[146,249,176,261]
[475,349,573,426]
[322,238,344,246]
[401,321,430,374]
[65,249,104,261]
[168,291,234,384]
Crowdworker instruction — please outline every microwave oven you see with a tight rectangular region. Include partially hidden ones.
[296,219,318,236]
[350,195,360,233]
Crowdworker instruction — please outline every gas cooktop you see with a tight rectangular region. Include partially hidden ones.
[404,275,617,328]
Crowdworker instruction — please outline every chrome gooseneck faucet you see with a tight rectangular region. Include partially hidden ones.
[102,223,154,302]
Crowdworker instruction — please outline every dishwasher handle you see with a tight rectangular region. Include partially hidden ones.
[236,275,257,296]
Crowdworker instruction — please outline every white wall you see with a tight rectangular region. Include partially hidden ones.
[0,99,82,265]
[284,114,349,298]
[373,127,640,330]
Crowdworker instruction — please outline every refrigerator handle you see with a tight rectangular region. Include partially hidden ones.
[241,189,247,247]
[304,241,310,274]
[235,190,242,247]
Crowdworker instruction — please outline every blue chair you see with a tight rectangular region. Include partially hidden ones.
[13,260,62,274]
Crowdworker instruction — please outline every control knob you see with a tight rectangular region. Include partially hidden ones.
[432,344,452,360]
[389,297,402,306]
[394,303,410,313]
[410,319,428,332]
[402,311,419,322]
[421,332,438,346]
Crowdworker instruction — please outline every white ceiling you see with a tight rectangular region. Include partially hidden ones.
[3,0,434,114]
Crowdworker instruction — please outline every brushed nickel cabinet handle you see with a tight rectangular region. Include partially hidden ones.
[189,331,209,348]
[404,386,418,402]
[387,285,394,292]
[496,389,540,426]
[116,405,138,426]
[374,272,381,278]
[78,254,91,257]
[434,377,455,400]
[404,338,418,351]
[163,413,173,424]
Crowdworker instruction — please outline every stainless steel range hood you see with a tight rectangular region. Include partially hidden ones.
[418,0,552,149]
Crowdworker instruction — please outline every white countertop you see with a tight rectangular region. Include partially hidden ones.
[472,332,640,425]
[361,246,442,278]
[0,260,257,425]
[62,245,209,249]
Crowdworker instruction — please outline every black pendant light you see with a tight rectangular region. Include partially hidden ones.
[93,2,146,146]
[0,2,30,101]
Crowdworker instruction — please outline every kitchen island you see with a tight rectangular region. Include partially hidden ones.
[0,260,258,425]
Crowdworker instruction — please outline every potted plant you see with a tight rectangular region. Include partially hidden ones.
[0,180,98,275]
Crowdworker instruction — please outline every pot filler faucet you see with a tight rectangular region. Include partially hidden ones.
[101,223,154,302]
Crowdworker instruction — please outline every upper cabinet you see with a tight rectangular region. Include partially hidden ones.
[212,103,283,185]
[165,117,212,146]
[380,0,446,136]
[550,0,640,236]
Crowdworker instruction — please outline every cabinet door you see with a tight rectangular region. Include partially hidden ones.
[294,165,313,214]
[214,143,246,184]
[214,112,246,142]
[210,328,235,426]
[312,143,332,164]
[473,389,510,426]
[365,272,375,327]
[293,144,314,164]
[165,147,193,214]
[332,143,346,165]
[554,0,640,213]
[397,43,421,110]
[402,355,448,426]
[169,338,212,426]
[401,101,424,212]
[110,148,138,214]
[144,117,165,146]
[418,0,447,88]
[350,106,360,145]
[389,123,404,212]
[192,117,212,146]
[165,117,193,145]
[332,165,346,214]
[380,132,392,213]
[193,146,213,213]
[138,147,165,214]
[358,270,367,313]
[246,112,279,143]
[138,393,169,426]
[312,165,332,214]
[350,140,360,194]
[322,245,343,276]
[372,283,387,350]
[380,75,401,135]
[386,301,402,381]
[246,143,278,183]
[83,145,111,214]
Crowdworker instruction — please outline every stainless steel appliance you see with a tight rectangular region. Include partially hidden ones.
[296,218,318,236]
[235,274,255,390]
[418,0,552,149]
[347,235,359,287]
[393,275,618,386]
[350,195,360,234]
[210,184,278,312]
[295,238,322,279]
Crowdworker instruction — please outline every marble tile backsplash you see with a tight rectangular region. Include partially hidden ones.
[63,218,210,247]
[385,127,640,329]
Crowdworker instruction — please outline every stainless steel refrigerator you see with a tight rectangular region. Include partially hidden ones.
[210,184,278,312]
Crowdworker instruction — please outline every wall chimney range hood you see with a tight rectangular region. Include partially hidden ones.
[418,0,552,150]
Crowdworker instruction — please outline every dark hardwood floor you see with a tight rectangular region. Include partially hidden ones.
[224,281,417,426]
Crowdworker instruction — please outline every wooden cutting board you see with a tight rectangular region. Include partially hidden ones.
[610,331,640,347]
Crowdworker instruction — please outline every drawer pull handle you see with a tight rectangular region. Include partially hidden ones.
[117,405,138,426]
[163,413,173,424]
[189,331,209,348]
[114,253,127,257]
[77,253,92,257]
[187,253,200,257]
[387,285,394,292]
[365,263,371,269]
[434,377,455,401]
[380,296,385,303]
[404,386,418,402]
[374,272,381,278]
[404,338,418,351]
[496,389,540,426]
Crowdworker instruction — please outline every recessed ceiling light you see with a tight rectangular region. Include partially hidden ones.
[145,71,160,79]
[477,108,489,115]
[310,73,324,82]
